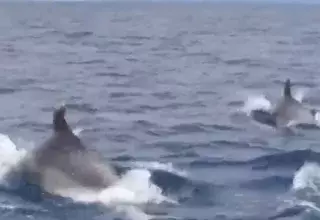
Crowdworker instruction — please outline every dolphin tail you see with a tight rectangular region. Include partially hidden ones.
[53,104,70,132]
[284,79,292,98]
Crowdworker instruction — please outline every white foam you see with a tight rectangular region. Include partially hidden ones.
[99,169,177,205]
[312,110,320,127]
[0,134,27,184]
[291,162,320,216]
[241,94,272,115]
[58,169,177,220]
[292,162,320,193]
[293,88,308,103]
[73,127,84,136]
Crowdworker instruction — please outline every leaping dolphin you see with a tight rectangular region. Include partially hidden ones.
[7,105,118,197]
[251,79,317,128]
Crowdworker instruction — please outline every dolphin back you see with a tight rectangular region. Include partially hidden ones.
[8,104,119,197]
[272,79,317,127]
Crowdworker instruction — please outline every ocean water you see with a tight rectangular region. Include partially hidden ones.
[0,1,320,220]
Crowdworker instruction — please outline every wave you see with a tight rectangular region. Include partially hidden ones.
[64,31,93,39]
[250,150,320,170]
[190,149,320,171]
[239,175,292,191]
[274,162,320,219]
[263,160,320,220]
[292,162,320,201]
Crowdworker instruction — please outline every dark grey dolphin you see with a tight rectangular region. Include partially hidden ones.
[251,79,317,128]
[10,105,118,196]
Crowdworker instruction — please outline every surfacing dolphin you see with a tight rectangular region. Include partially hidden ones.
[251,79,317,129]
[8,105,118,197]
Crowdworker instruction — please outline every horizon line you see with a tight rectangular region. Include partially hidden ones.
[0,0,320,4]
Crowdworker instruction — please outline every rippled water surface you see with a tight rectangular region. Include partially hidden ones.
[1,1,320,220]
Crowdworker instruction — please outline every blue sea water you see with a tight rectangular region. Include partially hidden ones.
[0,1,320,220]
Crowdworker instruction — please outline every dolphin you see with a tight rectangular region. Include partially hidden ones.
[250,79,317,128]
[8,105,118,197]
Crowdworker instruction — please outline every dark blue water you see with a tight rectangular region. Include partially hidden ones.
[1,1,320,220]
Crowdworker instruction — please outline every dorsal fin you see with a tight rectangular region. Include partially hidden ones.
[284,79,292,97]
[53,105,70,132]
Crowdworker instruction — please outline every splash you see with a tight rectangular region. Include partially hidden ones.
[291,162,320,216]
[56,169,178,220]
[272,162,320,219]
[0,133,177,220]
[0,134,27,186]
[101,169,176,205]
[98,169,178,220]
[72,127,84,136]
[241,94,272,116]
[292,88,308,103]
[292,162,320,196]
[128,161,188,177]
[315,113,320,126]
